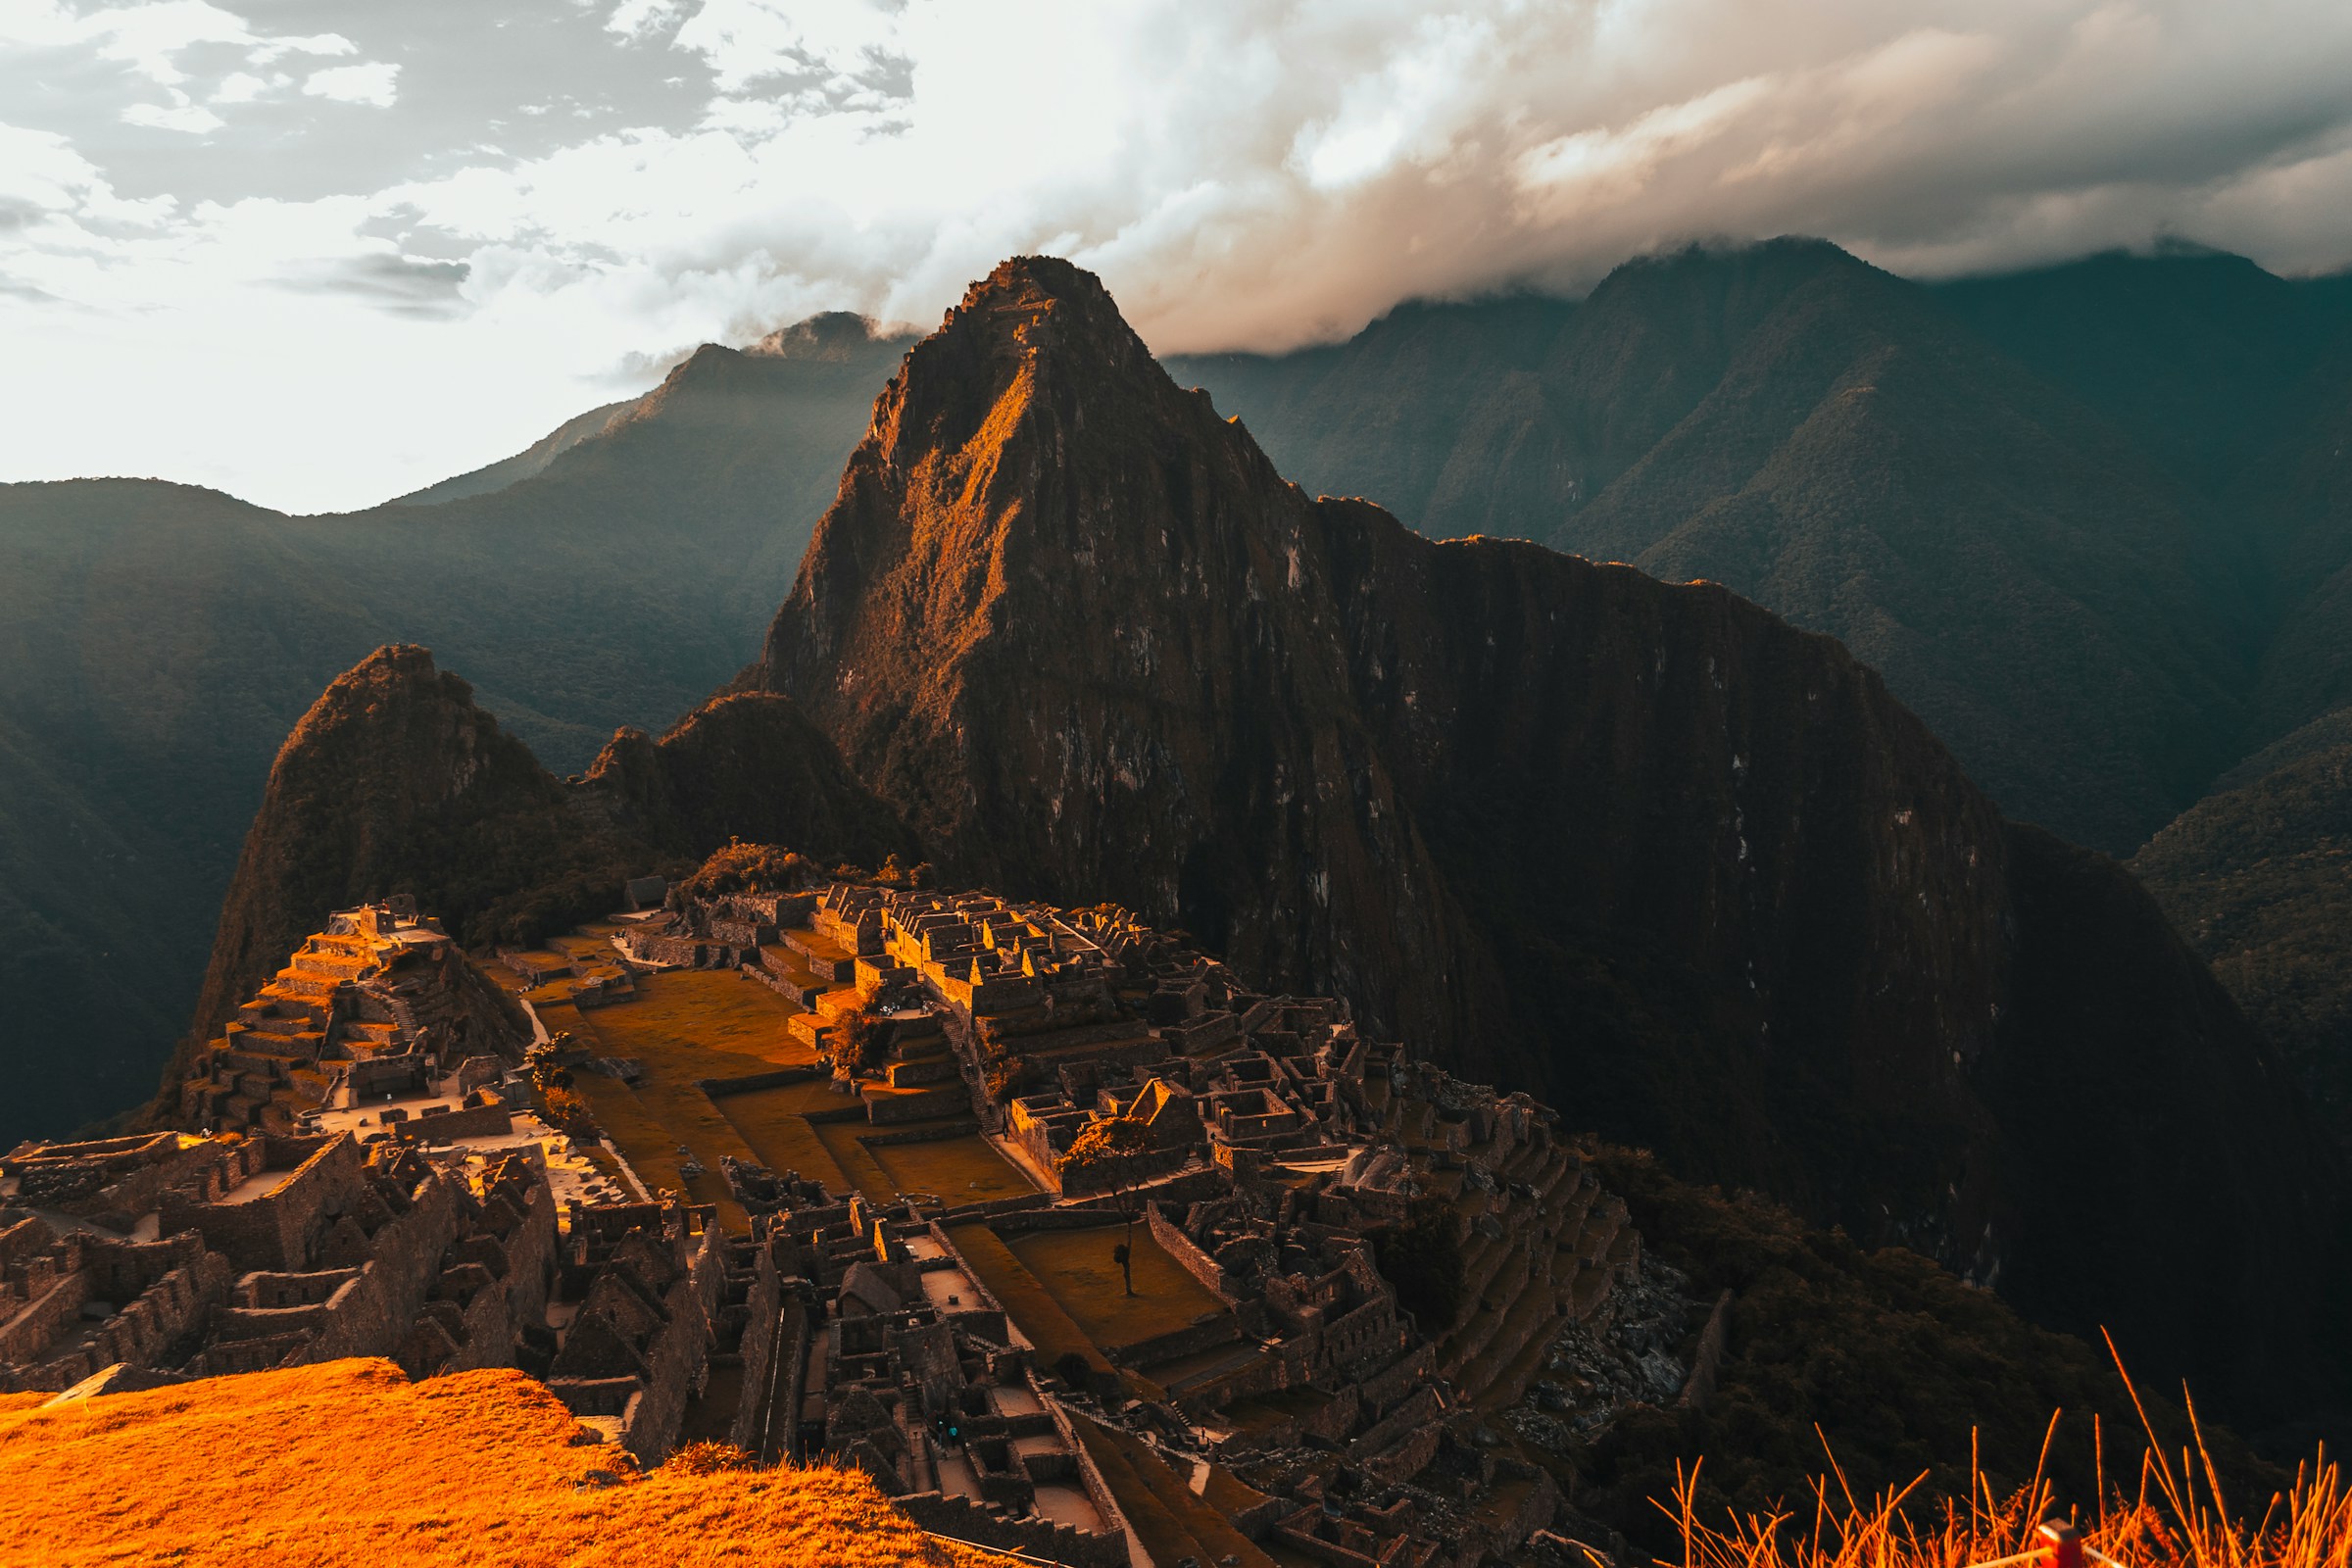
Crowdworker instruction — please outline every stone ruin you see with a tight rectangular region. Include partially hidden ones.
[631,878,1661,1568]
[0,1128,556,1395]
[7,879,1682,1568]
[179,901,525,1136]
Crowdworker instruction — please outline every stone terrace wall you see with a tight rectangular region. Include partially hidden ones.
[1145,1203,1242,1304]
[294,1171,463,1367]
[729,1243,784,1453]
[161,1135,357,1274]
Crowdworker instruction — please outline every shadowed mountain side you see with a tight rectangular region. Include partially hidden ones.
[755,255,2346,1424]
[1577,249,2251,854]
[2241,353,2352,746]
[1987,824,2343,1403]
[390,397,637,507]
[2132,721,2352,1153]
[578,691,918,863]
[1180,241,2261,855]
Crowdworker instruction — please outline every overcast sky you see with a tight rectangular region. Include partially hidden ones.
[7,0,2352,514]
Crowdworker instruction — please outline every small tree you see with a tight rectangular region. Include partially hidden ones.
[679,840,808,902]
[835,1006,892,1076]
[525,1034,574,1094]
[1056,1116,1156,1297]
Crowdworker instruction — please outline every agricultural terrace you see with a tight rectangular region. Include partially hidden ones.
[533,965,810,1228]
[496,934,1039,1226]
[1005,1225,1228,1354]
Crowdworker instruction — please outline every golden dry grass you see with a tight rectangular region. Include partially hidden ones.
[0,1358,1005,1568]
[1672,1353,2350,1568]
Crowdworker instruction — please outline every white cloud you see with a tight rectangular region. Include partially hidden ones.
[302,61,399,107]
[6,0,2352,514]
[0,2,354,84]
[121,92,225,133]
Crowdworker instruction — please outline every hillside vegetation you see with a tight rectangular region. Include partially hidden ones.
[1579,1145,2288,1554]
[2133,713,2352,1151]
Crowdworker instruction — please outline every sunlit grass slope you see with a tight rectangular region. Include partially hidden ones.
[0,1358,1001,1568]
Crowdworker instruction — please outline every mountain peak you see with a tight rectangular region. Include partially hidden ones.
[747,310,902,362]
[906,253,1160,411]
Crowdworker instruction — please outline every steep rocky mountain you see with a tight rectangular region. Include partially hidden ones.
[1176,241,2258,856]
[0,318,907,1146]
[181,645,907,1074]
[751,256,2344,1425]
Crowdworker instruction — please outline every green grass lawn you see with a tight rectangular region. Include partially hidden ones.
[715,1079,858,1196]
[866,1130,1036,1205]
[1007,1224,1226,1351]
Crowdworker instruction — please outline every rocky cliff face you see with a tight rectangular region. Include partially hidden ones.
[183,646,621,1054]
[755,257,2343,1422]
[577,691,916,864]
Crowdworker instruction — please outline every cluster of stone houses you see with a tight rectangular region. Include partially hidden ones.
[9,879,1660,1568]
[641,879,1646,1567]
[0,1125,553,1395]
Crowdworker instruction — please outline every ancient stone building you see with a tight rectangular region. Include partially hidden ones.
[0,1129,557,1394]
[179,902,525,1136]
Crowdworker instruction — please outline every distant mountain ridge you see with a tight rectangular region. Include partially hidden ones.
[11,237,2352,1185]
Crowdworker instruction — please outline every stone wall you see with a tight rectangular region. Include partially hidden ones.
[698,1066,820,1098]
[1104,1312,1242,1370]
[391,1103,514,1144]
[162,1135,358,1274]
[729,1243,784,1453]
[864,1085,971,1125]
[1145,1203,1242,1303]
[621,1226,725,1468]
[280,1169,463,1368]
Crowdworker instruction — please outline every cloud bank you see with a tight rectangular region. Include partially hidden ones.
[5,0,2352,512]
